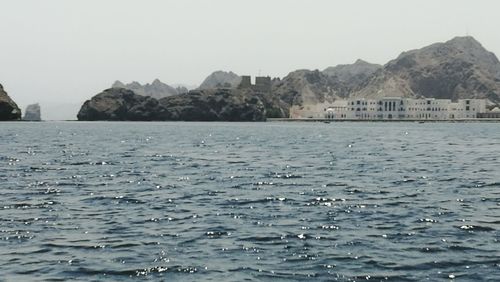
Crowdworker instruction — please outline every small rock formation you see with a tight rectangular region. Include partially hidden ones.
[23,103,42,121]
[199,71,242,89]
[112,79,185,99]
[0,83,22,121]
[77,87,267,121]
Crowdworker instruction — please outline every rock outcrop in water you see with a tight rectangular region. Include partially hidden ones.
[199,71,242,89]
[77,88,164,121]
[352,36,500,103]
[112,79,187,99]
[77,87,267,121]
[0,84,21,121]
[23,103,42,121]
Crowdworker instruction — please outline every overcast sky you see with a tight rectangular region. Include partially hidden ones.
[1,0,500,119]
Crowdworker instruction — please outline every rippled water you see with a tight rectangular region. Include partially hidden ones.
[0,121,499,281]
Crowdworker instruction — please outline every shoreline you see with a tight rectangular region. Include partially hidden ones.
[268,118,500,123]
[1,118,500,123]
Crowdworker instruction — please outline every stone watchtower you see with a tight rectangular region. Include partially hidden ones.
[239,76,252,89]
[238,75,271,93]
[254,77,272,92]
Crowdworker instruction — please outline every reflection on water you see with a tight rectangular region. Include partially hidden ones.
[0,122,499,281]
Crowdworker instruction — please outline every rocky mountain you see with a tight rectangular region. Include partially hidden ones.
[352,36,500,103]
[199,71,242,89]
[0,83,21,121]
[269,61,380,110]
[271,70,347,106]
[112,79,187,99]
[323,59,382,89]
[23,103,41,121]
[77,87,267,121]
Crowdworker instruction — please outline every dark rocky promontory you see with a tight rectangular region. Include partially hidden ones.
[77,87,267,121]
[0,84,21,121]
[77,88,164,121]
[23,103,42,121]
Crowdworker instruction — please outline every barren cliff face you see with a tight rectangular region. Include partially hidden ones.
[0,84,22,121]
[270,60,381,109]
[272,70,347,107]
[352,36,500,103]
[323,59,382,89]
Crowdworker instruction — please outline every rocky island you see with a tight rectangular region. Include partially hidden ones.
[0,83,21,121]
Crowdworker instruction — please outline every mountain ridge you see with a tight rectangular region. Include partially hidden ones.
[351,36,500,103]
[112,79,188,99]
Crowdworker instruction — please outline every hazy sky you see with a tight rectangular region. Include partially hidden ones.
[1,0,500,119]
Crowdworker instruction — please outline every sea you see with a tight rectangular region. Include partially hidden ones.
[0,121,499,281]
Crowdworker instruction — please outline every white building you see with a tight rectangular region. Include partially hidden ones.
[321,97,486,120]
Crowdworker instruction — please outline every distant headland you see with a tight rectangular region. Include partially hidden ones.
[2,36,500,121]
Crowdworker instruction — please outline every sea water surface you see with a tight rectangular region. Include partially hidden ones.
[0,122,499,281]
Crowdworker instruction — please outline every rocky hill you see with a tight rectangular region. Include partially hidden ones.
[271,70,347,106]
[0,84,21,121]
[323,59,382,89]
[352,36,500,103]
[269,60,380,110]
[77,87,267,121]
[272,37,500,110]
[157,88,266,121]
[199,71,242,89]
[112,79,187,99]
